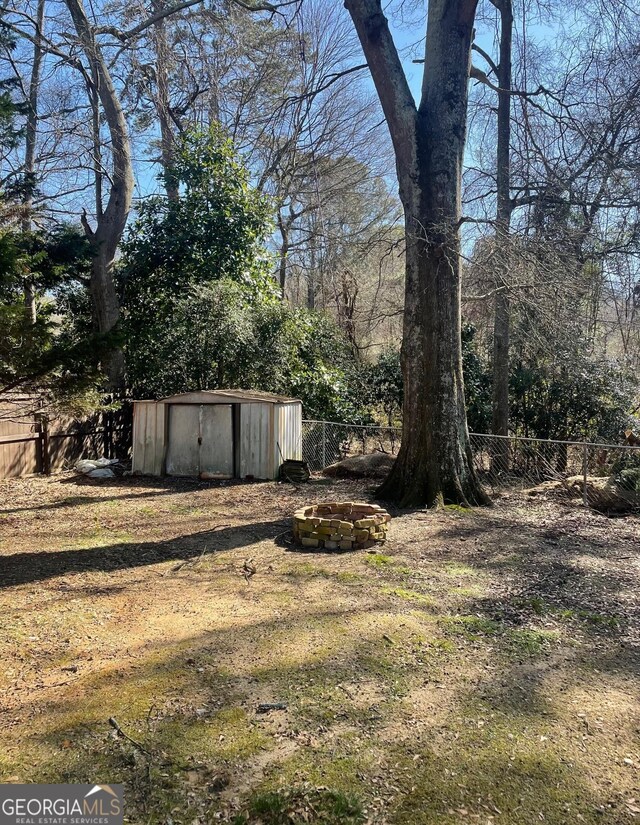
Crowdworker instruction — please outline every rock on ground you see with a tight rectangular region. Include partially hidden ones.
[322,452,395,479]
[527,474,640,513]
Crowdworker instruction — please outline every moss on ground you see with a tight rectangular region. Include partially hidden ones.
[441,562,478,577]
[556,608,620,629]
[70,527,135,548]
[282,561,331,578]
[381,586,438,608]
[386,741,617,825]
[439,614,559,658]
[233,787,365,825]
[365,552,394,567]
[443,503,473,514]
[441,614,503,637]
[2,477,637,825]
[336,571,365,583]
[155,706,270,763]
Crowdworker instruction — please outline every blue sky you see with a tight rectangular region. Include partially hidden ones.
[131,4,557,206]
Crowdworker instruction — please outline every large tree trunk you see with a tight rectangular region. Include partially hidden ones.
[22,0,46,325]
[66,0,133,391]
[346,0,488,506]
[490,0,513,473]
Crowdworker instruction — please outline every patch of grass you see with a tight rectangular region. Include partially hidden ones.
[261,747,372,798]
[443,503,472,514]
[449,585,483,597]
[70,528,134,549]
[283,565,364,584]
[13,724,206,823]
[427,637,457,653]
[441,615,556,656]
[138,505,158,517]
[442,562,477,577]
[156,706,269,763]
[29,645,238,754]
[385,689,637,824]
[557,608,619,629]
[336,571,365,583]
[441,614,502,637]
[292,684,354,726]
[382,586,437,608]
[355,650,411,697]
[515,596,549,615]
[365,553,393,567]
[235,787,364,825]
[171,504,205,516]
[58,495,95,508]
[505,628,558,655]
[284,562,331,578]
[387,738,611,825]
[490,553,522,567]
[2,664,260,818]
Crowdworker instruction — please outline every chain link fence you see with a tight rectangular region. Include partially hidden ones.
[302,420,640,512]
[470,433,640,511]
[302,420,401,471]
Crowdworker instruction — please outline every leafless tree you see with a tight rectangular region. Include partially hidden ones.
[21,0,46,323]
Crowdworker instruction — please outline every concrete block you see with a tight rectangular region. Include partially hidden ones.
[354,518,377,528]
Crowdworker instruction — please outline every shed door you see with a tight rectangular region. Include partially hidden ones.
[166,405,233,477]
[199,405,233,478]
[166,405,200,476]
[240,402,272,478]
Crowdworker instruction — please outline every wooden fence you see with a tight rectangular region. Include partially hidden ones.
[0,398,132,479]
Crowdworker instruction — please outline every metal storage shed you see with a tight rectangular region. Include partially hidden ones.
[132,390,302,480]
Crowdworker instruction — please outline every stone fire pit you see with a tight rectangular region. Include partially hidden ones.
[292,501,391,551]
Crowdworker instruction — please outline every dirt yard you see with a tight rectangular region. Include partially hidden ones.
[0,474,638,825]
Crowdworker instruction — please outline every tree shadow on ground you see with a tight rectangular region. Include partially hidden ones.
[0,519,289,588]
[428,509,640,708]
[22,603,634,825]
[0,489,196,514]
[431,508,638,625]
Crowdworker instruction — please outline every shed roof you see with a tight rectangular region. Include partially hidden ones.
[159,389,301,405]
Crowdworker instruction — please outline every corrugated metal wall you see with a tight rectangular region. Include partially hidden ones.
[132,401,166,475]
[199,405,234,477]
[239,402,272,479]
[275,403,302,467]
[165,404,200,476]
[132,398,301,480]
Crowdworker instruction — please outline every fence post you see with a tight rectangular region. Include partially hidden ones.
[322,421,326,469]
[105,411,113,459]
[39,417,51,476]
[582,438,588,508]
